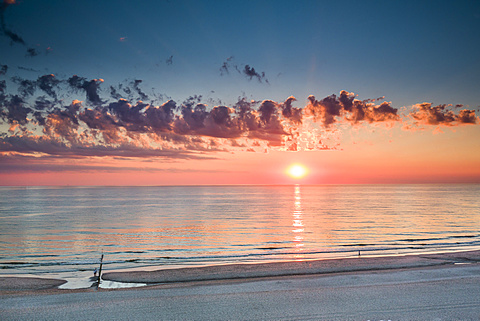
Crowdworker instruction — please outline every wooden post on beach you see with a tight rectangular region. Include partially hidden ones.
[94,253,104,290]
[97,254,104,284]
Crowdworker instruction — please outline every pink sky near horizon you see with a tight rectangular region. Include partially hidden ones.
[2,123,479,186]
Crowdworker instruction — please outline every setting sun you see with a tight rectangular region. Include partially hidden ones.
[286,164,309,179]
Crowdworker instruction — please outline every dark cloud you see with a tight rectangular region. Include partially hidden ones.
[258,100,277,124]
[0,63,7,75]
[37,74,60,99]
[0,0,26,45]
[243,65,268,83]
[145,100,176,132]
[109,79,157,102]
[17,66,40,72]
[220,57,269,83]
[457,109,477,124]
[0,1,50,57]
[33,96,55,110]
[210,106,231,125]
[42,100,81,143]
[25,47,39,57]
[410,103,478,126]
[306,91,400,127]
[132,79,148,101]
[11,74,60,100]
[281,96,302,124]
[305,94,343,127]
[219,56,238,75]
[175,102,208,134]
[68,75,104,105]
[0,94,31,125]
[11,76,36,97]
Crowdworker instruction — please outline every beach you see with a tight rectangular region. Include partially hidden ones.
[1,250,479,320]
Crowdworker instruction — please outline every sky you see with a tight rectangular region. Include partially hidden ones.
[1,0,480,185]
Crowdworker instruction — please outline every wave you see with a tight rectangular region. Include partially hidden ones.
[2,240,480,274]
[397,234,478,243]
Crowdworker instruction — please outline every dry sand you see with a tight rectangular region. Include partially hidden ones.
[1,251,480,320]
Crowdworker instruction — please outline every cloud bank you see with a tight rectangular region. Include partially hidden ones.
[0,73,478,165]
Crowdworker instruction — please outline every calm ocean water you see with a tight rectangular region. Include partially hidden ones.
[1,185,479,286]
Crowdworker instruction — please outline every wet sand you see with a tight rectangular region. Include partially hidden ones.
[102,249,480,284]
[0,277,66,292]
[1,249,479,292]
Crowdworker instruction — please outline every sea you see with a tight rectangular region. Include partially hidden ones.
[1,184,479,289]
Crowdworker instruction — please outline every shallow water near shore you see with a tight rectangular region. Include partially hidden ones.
[1,184,479,289]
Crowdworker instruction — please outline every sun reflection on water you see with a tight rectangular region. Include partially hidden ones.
[292,185,305,260]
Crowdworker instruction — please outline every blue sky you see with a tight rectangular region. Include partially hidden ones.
[3,0,480,107]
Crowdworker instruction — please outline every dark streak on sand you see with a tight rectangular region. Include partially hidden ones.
[102,250,480,284]
[0,277,66,292]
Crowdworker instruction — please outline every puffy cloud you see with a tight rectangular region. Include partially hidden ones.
[457,109,477,124]
[409,103,478,126]
[281,96,302,124]
[145,100,176,132]
[258,100,277,124]
[42,100,81,143]
[305,94,342,127]
[1,73,477,162]
[305,91,400,127]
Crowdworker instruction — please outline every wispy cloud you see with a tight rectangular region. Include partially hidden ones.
[0,1,48,57]
[219,57,269,83]
[0,0,25,45]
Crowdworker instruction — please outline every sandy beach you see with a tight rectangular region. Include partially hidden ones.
[1,250,480,320]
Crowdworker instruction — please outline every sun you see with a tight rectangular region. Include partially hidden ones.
[286,163,309,179]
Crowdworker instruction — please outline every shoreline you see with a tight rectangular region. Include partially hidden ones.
[1,249,479,293]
